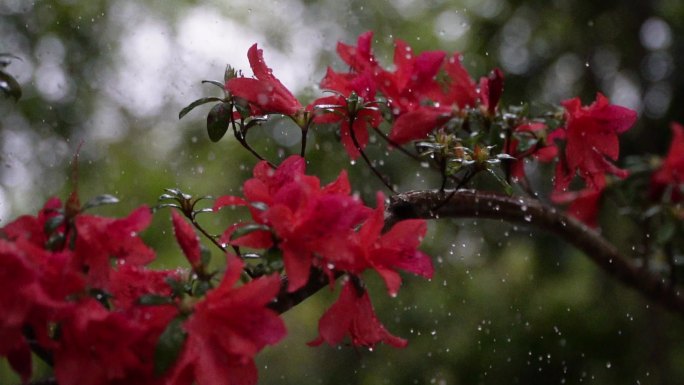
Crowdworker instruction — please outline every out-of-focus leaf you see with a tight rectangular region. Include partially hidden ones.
[487,168,513,195]
[656,219,676,245]
[81,194,119,211]
[154,317,187,376]
[0,70,22,101]
[179,97,222,119]
[229,223,271,241]
[138,294,174,306]
[201,80,225,90]
[206,102,232,142]
[44,214,65,234]
[200,245,211,267]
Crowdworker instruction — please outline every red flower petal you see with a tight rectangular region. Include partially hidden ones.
[389,107,451,144]
[171,210,201,269]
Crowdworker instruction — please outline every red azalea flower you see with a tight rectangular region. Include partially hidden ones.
[334,32,448,116]
[552,186,604,228]
[53,298,172,385]
[336,31,378,75]
[651,122,684,202]
[377,41,446,115]
[308,279,407,348]
[556,93,637,191]
[388,107,452,145]
[0,197,62,247]
[74,206,155,287]
[313,69,381,159]
[311,93,382,159]
[479,68,505,116]
[507,122,556,181]
[167,257,286,385]
[264,190,369,291]
[0,234,85,381]
[0,239,50,382]
[107,263,179,310]
[353,192,434,296]
[226,44,302,116]
[440,53,480,108]
[214,156,370,291]
[171,210,202,271]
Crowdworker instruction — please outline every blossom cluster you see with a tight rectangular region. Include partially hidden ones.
[221,32,646,227]
[0,195,289,385]
[214,155,434,346]
[0,156,433,385]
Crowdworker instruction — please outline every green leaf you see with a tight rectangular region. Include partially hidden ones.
[192,280,212,297]
[200,245,211,267]
[230,224,271,241]
[206,102,232,142]
[487,169,513,195]
[179,97,223,120]
[44,214,65,235]
[154,317,187,376]
[138,294,174,306]
[201,80,226,90]
[0,70,22,101]
[165,277,190,297]
[81,194,119,211]
[656,219,676,245]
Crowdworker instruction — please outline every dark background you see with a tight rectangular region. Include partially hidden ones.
[1,0,683,383]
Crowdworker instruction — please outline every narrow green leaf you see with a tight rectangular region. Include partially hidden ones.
[230,224,271,241]
[0,70,22,101]
[138,294,174,306]
[201,80,225,90]
[179,97,222,120]
[656,219,676,245]
[200,245,211,267]
[154,317,187,376]
[82,194,119,211]
[206,102,232,142]
[487,169,513,195]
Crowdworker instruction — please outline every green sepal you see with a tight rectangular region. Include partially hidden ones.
[154,316,187,376]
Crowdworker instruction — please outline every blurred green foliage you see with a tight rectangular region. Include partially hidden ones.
[1,0,684,384]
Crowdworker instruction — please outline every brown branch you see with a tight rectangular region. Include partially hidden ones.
[387,189,684,315]
[268,268,338,314]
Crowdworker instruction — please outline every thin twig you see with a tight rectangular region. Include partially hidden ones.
[372,126,422,162]
[348,114,395,192]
